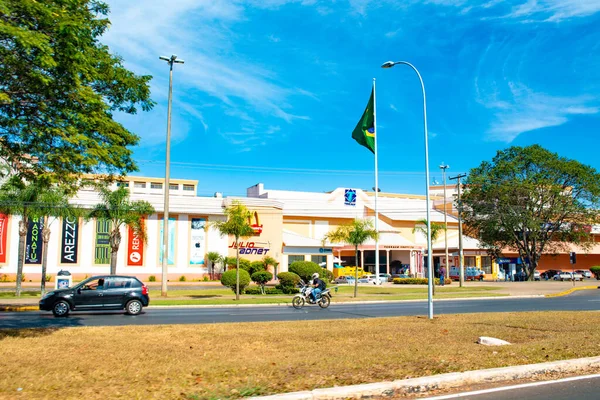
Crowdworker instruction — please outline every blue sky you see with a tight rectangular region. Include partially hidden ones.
[102,0,600,197]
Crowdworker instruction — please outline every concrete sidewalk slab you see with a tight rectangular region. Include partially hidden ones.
[249,356,600,400]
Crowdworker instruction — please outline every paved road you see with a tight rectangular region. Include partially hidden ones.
[424,374,600,399]
[1,290,598,329]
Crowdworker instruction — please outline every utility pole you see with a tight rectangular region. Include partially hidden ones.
[439,163,449,283]
[449,173,466,287]
[159,54,184,297]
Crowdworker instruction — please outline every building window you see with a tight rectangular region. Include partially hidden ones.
[311,255,326,265]
[134,181,146,189]
[169,184,179,191]
[481,256,492,274]
[150,182,162,189]
[116,181,129,188]
[288,255,304,266]
[183,184,195,191]
[464,256,476,267]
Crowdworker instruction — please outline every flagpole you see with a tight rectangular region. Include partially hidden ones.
[373,78,380,284]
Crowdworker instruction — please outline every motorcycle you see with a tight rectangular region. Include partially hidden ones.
[292,280,333,309]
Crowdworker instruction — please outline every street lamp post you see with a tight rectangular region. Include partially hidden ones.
[159,54,184,297]
[439,163,449,282]
[382,60,434,319]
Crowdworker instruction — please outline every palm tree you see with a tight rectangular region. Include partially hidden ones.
[0,176,74,296]
[412,219,446,292]
[211,201,255,300]
[207,251,221,280]
[89,186,154,275]
[323,219,378,298]
[263,255,279,277]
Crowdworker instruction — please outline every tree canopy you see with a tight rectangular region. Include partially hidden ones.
[461,145,600,278]
[0,0,154,187]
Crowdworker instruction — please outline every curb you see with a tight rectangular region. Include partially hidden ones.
[248,356,600,400]
[545,285,598,298]
[0,294,551,312]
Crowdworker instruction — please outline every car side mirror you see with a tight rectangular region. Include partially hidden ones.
[77,288,82,294]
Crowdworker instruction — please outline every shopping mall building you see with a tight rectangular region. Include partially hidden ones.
[1,178,599,281]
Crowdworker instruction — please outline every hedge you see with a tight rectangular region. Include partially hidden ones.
[249,260,266,276]
[289,261,322,282]
[590,266,600,280]
[393,278,452,285]
[277,271,301,288]
[245,287,285,295]
[221,269,251,293]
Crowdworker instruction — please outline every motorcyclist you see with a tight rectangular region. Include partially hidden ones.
[310,272,326,303]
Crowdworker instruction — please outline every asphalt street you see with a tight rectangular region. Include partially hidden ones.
[1,290,599,329]
[424,374,600,400]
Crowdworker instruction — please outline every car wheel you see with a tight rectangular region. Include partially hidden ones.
[52,300,70,317]
[125,299,143,315]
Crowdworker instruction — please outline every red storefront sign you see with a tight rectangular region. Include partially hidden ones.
[127,222,144,266]
[0,213,7,263]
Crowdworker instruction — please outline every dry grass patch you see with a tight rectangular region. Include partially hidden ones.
[2,312,600,399]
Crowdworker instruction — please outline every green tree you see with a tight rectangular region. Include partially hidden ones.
[251,270,273,294]
[211,201,255,300]
[323,219,378,298]
[206,251,221,280]
[89,186,154,275]
[0,0,154,189]
[462,145,600,280]
[0,176,80,296]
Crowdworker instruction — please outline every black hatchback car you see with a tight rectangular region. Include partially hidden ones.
[39,275,150,317]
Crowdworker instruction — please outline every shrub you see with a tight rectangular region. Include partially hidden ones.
[202,275,209,282]
[590,266,600,280]
[265,288,284,295]
[45,275,52,282]
[221,269,251,293]
[244,287,263,295]
[227,257,252,272]
[277,271,301,288]
[393,278,452,285]
[275,284,300,294]
[289,261,322,282]
[251,270,273,292]
[179,275,187,282]
[249,260,266,276]
[320,268,333,283]
[148,275,156,282]
[0,274,10,282]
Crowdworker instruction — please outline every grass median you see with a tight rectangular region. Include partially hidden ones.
[0,285,506,305]
[2,312,600,399]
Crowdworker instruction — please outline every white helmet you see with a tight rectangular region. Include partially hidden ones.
[312,273,319,279]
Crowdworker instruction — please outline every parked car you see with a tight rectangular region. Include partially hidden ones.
[334,275,356,285]
[553,271,573,281]
[378,273,392,282]
[541,269,562,280]
[571,271,584,281]
[39,275,149,317]
[358,274,375,284]
[575,269,592,279]
[533,271,541,281]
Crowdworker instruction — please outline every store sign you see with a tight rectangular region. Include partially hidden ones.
[0,213,8,263]
[383,245,414,250]
[60,217,79,264]
[190,218,206,265]
[344,189,356,206]
[229,241,270,255]
[25,217,44,264]
[159,217,176,265]
[127,220,144,266]
[248,212,263,235]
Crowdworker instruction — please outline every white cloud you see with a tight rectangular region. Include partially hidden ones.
[102,0,311,148]
[483,83,599,142]
[390,103,398,111]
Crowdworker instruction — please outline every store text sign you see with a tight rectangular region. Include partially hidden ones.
[60,217,79,264]
[229,241,270,255]
[127,220,144,266]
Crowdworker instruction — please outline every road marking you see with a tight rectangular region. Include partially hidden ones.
[423,373,600,399]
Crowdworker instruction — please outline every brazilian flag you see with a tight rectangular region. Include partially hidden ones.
[351,88,375,154]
